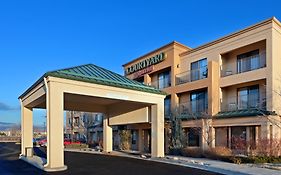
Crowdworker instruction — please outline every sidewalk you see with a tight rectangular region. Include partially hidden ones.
[65,148,281,175]
[158,155,281,175]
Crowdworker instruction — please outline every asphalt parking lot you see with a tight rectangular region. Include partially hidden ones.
[0,143,221,175]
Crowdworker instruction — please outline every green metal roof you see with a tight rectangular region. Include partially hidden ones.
[214,109,277,119]
[19,64,166,99]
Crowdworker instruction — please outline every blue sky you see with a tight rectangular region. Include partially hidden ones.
[0,0,281,126]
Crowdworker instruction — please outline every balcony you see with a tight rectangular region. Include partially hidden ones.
[221,94,266,112]
[221,51,266,77]
[175,66,208,85]
[148,77,171,89]
[177,99,208,119]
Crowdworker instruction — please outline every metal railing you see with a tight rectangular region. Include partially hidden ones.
[221,52,266,77]
[175,66,208,85]
[220,94,266,112]
[177,99,208,119]
[147,77,171,89]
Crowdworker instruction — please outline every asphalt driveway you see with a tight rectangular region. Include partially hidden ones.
[0,143,221,175]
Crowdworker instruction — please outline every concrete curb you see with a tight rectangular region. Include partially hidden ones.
[19,155,67,172]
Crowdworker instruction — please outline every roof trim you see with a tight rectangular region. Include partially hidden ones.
[214,109,277,119]
[19,64,167,99]
[18,75,45,100]
[180,17,279,57]
[122,41,191,67]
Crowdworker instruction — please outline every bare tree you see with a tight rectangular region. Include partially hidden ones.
[82,113,95,143]
[186,112,215,148]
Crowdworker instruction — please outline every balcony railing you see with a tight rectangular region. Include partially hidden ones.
[175,66,208,85]
[221,52,266,77]
[148,77,171,89]
[221,94,266,112]
[177,99,208,119]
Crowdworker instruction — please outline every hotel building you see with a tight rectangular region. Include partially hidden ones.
[65,111,103,144]
[122,17,281,152]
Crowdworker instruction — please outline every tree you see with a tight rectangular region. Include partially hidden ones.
[119,129,131,150]
[82,112,96,143]
[168,107,186,154]
[0,132,6,136]
[169,103,215,153]
[190,112,215,148]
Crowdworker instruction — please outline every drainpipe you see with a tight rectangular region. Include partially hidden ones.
[19,98,23,157]
[43,77,49,168]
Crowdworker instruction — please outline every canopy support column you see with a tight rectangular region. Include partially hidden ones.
[45,82,67,171]
[103,115,112,152]
[151,102,164,157]
[20,104,33,157]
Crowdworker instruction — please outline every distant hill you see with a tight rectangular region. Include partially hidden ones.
[0,122,46,132]
[0,122,15,131]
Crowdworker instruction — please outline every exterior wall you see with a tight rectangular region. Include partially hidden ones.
[221,40,266,75]
[65,111,103,142]
[221,79,266,111]
[109,107,149,125]
[122,18,281,152]
[123,42,190,111]
[270,22,281,114]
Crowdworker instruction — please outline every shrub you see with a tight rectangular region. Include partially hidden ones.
[231,138,281,157]
[65,143,88,149]
[255,139,281,157]
[181,147,203,158]
[230,157,242,164]
[169,148,182,156]
[203,147,232,159]
[119,130,131,150]
[229,156,281,164]
[231,136,247,155]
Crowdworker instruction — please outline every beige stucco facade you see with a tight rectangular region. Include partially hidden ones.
[19,72,166,171]
[123,17,281,152]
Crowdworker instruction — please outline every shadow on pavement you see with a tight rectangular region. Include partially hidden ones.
[0,143,221,175]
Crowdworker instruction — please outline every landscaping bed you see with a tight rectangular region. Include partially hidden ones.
[169,147,281,164]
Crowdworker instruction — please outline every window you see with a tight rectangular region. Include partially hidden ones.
[131,130,137,144]
[96,114,103,122]
[164,96,171,117]
[191,58,207,81]
[231,126,246,149]
[158,71,171,89]
[187,128,200,147]
[190,90,208,113]
[237,85,259,110]
[134,76,144,84]
[74,117,80,126]
[237,50,261,73]
[83,115,88,123]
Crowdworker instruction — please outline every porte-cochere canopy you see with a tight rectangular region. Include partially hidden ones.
[19,64,166,172]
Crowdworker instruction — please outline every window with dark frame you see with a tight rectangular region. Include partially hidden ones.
[237,49,260,73]
[191,58,208,81]
[190,89,208,114]
[187,128,200,147]
[237,85,260,110]
[158,70,171,89]
[164,96,171,117]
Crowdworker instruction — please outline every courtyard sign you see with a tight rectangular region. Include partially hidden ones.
[125,52,166,75]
